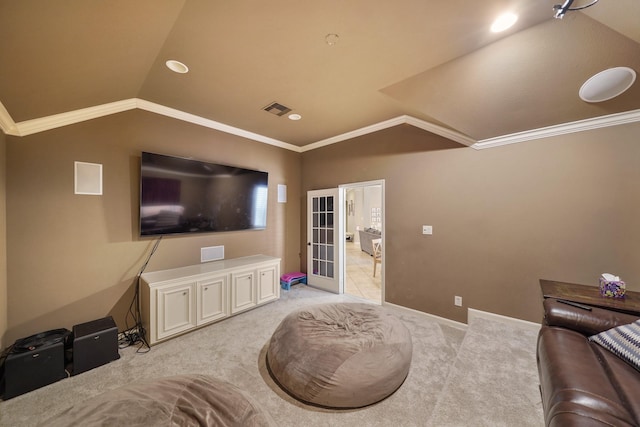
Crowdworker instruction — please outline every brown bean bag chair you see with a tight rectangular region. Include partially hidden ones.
[266,303,412,408]
[41,375,275,427]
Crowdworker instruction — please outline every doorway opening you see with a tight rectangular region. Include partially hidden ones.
[340,180,384,304]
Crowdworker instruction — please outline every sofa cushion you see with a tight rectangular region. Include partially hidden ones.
[589,320,640,371]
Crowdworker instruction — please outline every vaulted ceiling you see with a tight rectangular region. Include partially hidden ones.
[1,0,638,149]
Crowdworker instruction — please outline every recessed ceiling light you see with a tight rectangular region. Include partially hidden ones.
[288,113,302,121]
[165,60,189,74]
[491,12,518,33]
[579,67,636,103]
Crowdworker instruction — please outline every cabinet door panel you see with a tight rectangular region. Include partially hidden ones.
[157,282,196,340]
[257,264,279,304]
[198,275,228,325]
[231,271,256,314]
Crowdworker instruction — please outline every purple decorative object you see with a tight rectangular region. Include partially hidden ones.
[599,277,626,298]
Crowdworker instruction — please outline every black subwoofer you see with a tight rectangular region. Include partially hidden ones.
[3,329,69,399]
[72,316,119,375]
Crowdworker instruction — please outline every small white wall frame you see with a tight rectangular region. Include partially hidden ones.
[74,161,103,195]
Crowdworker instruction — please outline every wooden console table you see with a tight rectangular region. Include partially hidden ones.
[540,279,640,316]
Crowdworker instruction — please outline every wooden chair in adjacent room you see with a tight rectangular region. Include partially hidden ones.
[372,238,382,277]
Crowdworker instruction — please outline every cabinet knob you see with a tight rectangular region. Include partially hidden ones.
[204,287,208,291]
[183,291,187,296]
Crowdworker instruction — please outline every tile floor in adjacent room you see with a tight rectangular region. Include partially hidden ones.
[344,240,382,303]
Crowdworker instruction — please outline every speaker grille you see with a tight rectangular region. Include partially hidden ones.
[201,246,225,262]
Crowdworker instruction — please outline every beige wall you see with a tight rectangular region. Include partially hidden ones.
[4,110,638,344]
[5,110,301,344]
[0,130,6,348]
[301,122,640,324]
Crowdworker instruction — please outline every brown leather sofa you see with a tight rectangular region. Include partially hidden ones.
[537,298,640,426]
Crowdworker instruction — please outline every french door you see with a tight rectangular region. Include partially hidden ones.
[306,189,343,293]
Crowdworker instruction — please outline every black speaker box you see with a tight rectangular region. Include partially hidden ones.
[3,330,69,400]
[72,316,119,375]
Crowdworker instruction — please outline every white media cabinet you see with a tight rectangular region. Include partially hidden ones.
[141,255,280,345]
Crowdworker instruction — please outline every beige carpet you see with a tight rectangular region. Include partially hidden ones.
[0,286,543,426]
[428,315,543,426]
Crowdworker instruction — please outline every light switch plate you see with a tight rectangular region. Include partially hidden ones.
[422,225,433,235]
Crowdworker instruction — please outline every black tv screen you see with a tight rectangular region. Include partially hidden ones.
[140,152,268,236]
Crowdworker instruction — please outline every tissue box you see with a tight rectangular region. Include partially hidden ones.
[599,277,626,298]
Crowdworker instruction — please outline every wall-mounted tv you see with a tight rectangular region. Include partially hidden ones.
[140,152,268,236]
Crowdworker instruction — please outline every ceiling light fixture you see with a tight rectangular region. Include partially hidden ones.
[165,60,189,74]
[579,67,636,103]
[553,0,599,19]
[288,114,302,121]
[490,12,518,33]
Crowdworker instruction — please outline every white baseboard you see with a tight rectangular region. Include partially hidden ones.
[383,301,468,330]
[382,302,540,333]
[467,308,541,333]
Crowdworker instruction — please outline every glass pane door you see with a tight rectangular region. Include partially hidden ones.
[311,195,335,278]
[306,188,341,293]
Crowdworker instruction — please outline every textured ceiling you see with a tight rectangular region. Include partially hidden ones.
[0,0,638,147]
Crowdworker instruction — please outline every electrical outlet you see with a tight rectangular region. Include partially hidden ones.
[422,225,433,235]
[454,296,462,307]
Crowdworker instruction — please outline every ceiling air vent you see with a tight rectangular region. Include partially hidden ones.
[263,102,292,117]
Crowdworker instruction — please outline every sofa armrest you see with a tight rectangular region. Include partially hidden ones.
[537,326,639,427]
[543,298,639,336]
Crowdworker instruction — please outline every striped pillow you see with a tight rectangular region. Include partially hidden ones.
[589,320,640,370]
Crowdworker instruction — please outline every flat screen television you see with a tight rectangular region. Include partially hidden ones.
[140,152,268,236]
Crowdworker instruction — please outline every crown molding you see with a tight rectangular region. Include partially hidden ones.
[471,109,640,150]
[300,116,407,152]
[3,96,639,153]
[136,99,300,152]
[15,99,138,137]
[403,116,476,147]
[301,115,475,152]
[3,98,301,152]
[0,101,19,136]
